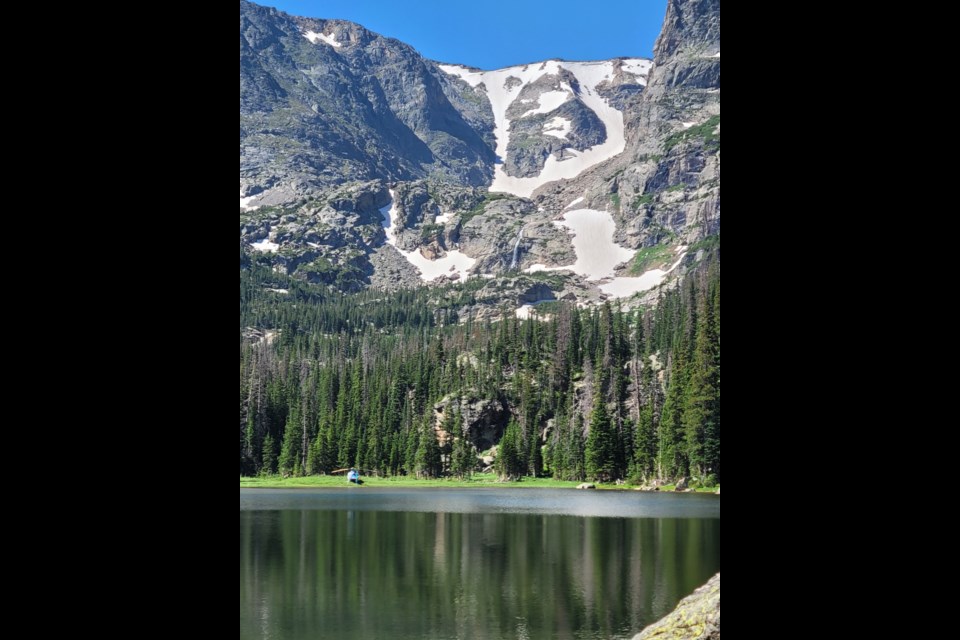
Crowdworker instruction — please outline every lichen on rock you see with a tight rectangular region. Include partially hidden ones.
[633,573,720,640]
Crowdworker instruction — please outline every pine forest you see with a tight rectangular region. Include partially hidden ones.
[239,243,720,486]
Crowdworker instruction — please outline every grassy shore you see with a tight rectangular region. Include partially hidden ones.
[240,475,719,492]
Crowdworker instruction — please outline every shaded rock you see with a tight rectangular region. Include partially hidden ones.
[419,243,446,261]
[434,393,508,451]
[675,477,689,491]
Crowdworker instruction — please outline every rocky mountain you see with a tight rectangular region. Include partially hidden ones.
[240,0,496,197]
[239,0,720,314]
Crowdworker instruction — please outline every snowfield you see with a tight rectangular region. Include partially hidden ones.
[621,59,654,77]
[527,209,634,280]
[526,208,688,300]
[521,89,572,118]
[240,192,258,211]
[543,116,572,140]
[251,238,279,253]
[439,60,651,198]
[303,30,342,48]
[381,193,476,282]
[600,250,687,298]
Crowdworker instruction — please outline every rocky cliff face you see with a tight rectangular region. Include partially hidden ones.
[240,0,495,201]
[628,0,721,147]
[632,573,720,640]
[240,0,720,311]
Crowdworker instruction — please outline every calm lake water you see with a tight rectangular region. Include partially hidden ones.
[239,489,720,640]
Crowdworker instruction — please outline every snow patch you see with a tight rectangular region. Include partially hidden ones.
[252,239,279,253]
[516,300,554,320]
[600,251,687,298]
[516,305,546,320]
[435,212,451,224]
[543,116,572,140]
[520,90,571,118]
[525,209,686,299]
[381,193,476,282]
[304,30,342,48]
[438,64,485,87]
[620,59,653,80]
[491,61,629,198]
[240,192,258,211]
[516,305,536,320]
[443,58,651,198]
[566,197,585,209]
[526,209,634,280]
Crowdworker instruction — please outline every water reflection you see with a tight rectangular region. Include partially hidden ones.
[239,488,721,519]
[240,504,720,640]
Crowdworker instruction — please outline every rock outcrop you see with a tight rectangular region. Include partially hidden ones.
[633,573,720,640]
[240,0,495,196]
[434,393,509,451]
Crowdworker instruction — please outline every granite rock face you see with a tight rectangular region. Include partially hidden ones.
[632,573,720,640]
[240,0,495,197]
[434,394,509,451]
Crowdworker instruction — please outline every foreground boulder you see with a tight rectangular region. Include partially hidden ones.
[633,573,720,640]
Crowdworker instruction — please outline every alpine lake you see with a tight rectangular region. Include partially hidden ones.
[240,488,720,639]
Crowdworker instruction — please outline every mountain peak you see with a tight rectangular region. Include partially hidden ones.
[655,0,721,61]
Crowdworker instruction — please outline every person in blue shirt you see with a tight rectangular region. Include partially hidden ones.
[348,469,359,484]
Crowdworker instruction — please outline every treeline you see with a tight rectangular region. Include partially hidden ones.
[239,248,720,484]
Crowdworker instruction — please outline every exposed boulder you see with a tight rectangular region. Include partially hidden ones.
[632,573,720,640]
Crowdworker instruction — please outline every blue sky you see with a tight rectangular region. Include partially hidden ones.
[264,1,669,70]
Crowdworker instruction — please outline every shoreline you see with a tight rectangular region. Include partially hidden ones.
[240,475,720,493]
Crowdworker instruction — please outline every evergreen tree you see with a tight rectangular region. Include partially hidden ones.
[415,422,442,479]
[683,289,720,481]
[279,403,302,476]
[261,434,277,476]
[497,420,524,480]
[585,392,617,482]
[451,437,476,479]
[566,414,586,482]
[660,347,689,479]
